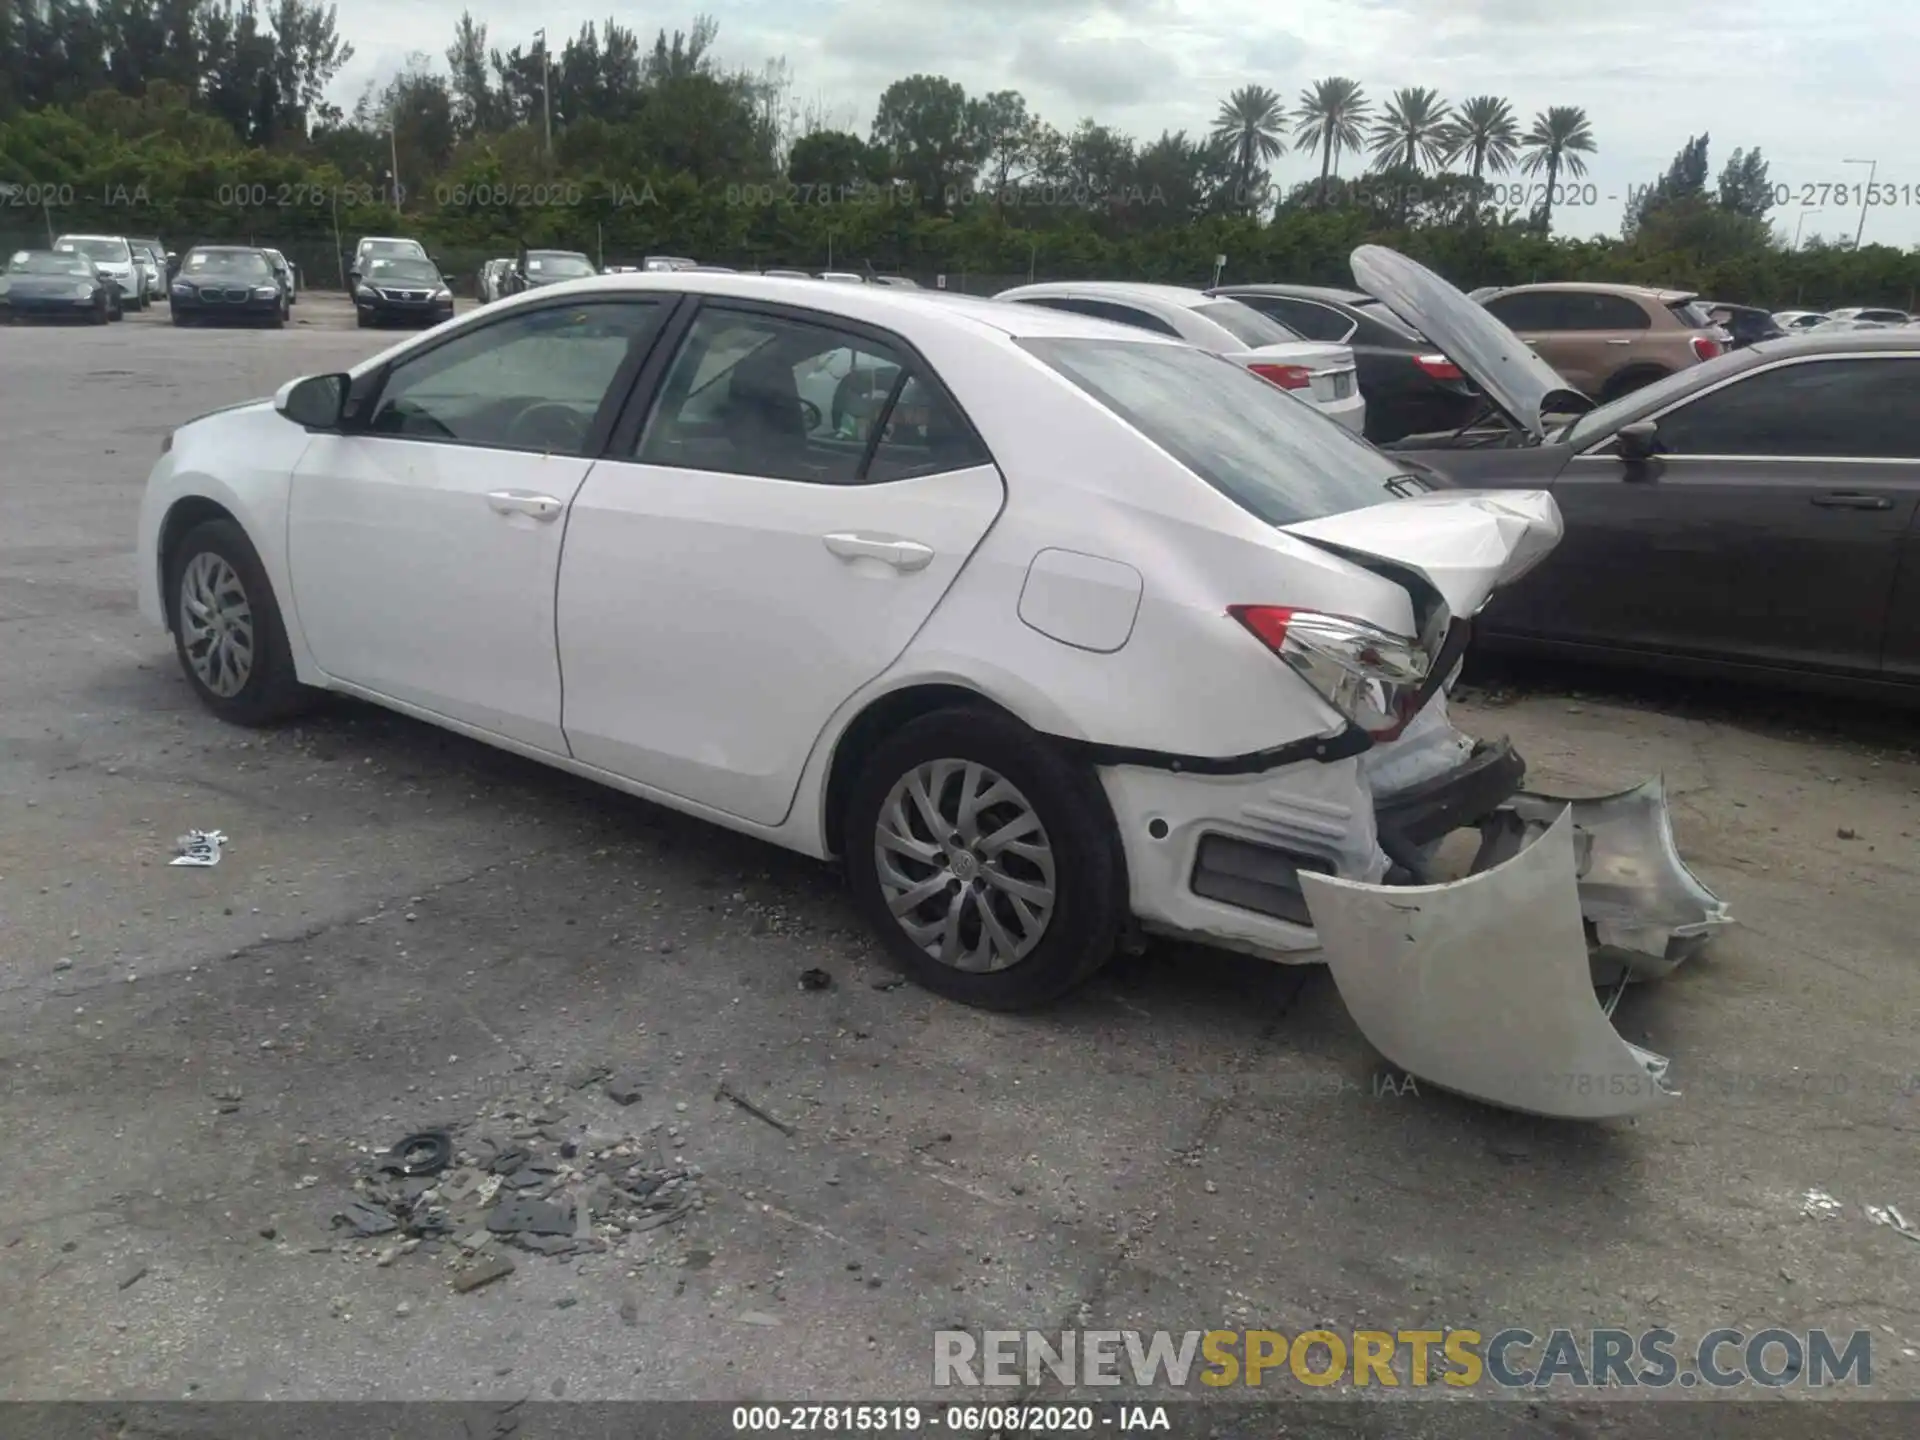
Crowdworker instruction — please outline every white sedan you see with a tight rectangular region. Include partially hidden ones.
[138,270,1727,1119]
[994,281,1366,433]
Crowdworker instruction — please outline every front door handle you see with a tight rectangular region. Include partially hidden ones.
[1810,493,1894,510]
[487,490,564,521]
[823,532,934,571]
[1605,338,1631,346]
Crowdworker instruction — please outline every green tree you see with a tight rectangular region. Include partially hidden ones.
[1518,105,1597,234]
[788,128,873,193]
[1717,146,1773,220]
[870,73,985,212]
[1439,93,1519,217]
[1293,76,1369,206]
[1368,86,1450,172]
[1209,84,1285,215]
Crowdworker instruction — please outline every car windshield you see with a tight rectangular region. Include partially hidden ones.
[59,237,130,262]
[368,259,441,285]
[528,253,595,278]
[183,250,272,279]
[1021,338,1424,526]
[362,240,424,259]
[1193,299,1302,347]
[9,251,93,276]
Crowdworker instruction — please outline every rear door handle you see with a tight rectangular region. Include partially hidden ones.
[823,533,934,571]
[1605,338,1631,346]
[1810,493,1894,510]
[487,490,564,521]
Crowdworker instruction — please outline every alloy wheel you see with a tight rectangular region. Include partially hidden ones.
[873,759,1056,972]
[178,551,255,697]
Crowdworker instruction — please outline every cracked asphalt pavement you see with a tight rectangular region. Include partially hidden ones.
[3,297,1919,1419]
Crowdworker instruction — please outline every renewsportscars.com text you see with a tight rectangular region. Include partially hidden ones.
[933,1327,1873,1390]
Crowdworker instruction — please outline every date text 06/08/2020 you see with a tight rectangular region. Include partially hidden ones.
[729,1404,1170,1432]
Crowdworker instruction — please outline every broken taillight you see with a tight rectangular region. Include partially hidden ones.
[1248,362,1314,390]
[1229,605,1433,740]
[1690,335,1724,361]
[1414,353,1463,381]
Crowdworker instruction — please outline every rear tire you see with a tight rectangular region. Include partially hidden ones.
[843,706,1124,1011]
[164,518,317,727]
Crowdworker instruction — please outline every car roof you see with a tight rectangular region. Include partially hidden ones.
[1716,330,1920,364]
[1213,283,1373,306]
[529,248,589,257]
[444,272,1189,346]
[1485,280,1697,303]
[1000,280,1218,310]
[187,245,264,254]
[55,233,126,242]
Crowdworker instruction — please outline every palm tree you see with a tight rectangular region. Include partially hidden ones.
[1294,76,1370,205]
[1368,86,1452,172]
[1209,85,1287,214]
[1442,94,1520,185]
[1518,105,1597,233]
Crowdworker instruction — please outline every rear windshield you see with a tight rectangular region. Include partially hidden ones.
[1668,299,1717,329]
[1193,300,1300,347]
[1021,338,1422,526]
[528,252,595,277]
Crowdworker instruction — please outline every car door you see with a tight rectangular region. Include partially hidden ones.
[1526,354,1920,675]
[555,300,1005,826]
[287,298,672,752]
[1482,290,1592,390]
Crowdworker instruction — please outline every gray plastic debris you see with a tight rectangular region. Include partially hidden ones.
[486,1196,573,1236]
[332,1201,400,1238]
[169,829,229,867]
[1866,1203,1920,1242]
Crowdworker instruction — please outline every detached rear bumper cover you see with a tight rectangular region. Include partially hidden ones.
[1300,780,1730,1120]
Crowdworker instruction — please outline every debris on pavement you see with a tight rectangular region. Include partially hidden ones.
[869,975,906,991]
[1867,1203,1920,1243]
[605,1070,644,1106]
[799,967,833,991]
[168,829,228,867]
[1801,1188,1845,1220]
[378,1130,451,1177]
[315,1085,706,1274]
[451,1255,516,1293]
[116,1260,149,1291]
[716,1080,796,1136]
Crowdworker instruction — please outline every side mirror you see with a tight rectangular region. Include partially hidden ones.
[275,373,350,430]
[1614,420,1660,463]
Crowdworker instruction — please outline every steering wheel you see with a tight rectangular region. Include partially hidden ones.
[799,398,823,432]
[505,401,589,451]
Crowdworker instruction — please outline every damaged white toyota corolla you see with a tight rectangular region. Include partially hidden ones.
[136,255,1728,1119]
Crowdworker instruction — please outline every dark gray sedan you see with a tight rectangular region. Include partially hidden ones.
[1353,246,1920,697]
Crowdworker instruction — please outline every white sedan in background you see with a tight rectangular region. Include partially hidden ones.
[993,281,1366,434]
[137,269,1727,1119]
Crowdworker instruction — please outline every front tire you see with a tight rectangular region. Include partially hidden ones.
[843,706,1124,1011]
[165,519,316,727]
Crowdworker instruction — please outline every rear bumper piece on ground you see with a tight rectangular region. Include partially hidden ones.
[1300,781,1730,1120]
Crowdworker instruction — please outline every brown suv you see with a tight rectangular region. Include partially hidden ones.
[1475,282,1728,401]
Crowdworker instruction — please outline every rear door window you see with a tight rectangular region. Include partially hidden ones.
[1021,337,1414,525]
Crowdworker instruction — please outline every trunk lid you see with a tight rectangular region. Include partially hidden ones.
[1229,341,1359,406]
[1281,489,1563,617]
[1350,245,1590,441]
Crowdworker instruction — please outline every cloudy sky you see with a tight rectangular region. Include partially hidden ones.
[327,0,1920,247]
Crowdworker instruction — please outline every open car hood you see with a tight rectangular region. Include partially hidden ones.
[1351,246,1591,441]
[1282,490,1564,618]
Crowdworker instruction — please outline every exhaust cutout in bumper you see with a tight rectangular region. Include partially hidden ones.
[1300,797,1720,1120]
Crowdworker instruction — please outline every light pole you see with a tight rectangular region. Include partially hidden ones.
[1792,207,1822,250]
[1842,158,1875,248]
[535,29,552,155]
